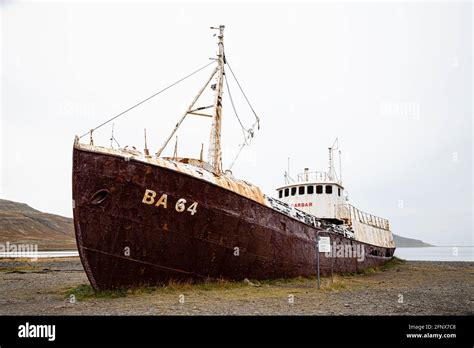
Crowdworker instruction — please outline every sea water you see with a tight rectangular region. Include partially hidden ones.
[394,246,474,261]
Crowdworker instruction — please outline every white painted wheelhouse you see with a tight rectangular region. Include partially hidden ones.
[276,140,396,249]
[276,170,346,221]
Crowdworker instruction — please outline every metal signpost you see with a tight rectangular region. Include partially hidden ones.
[317,235,331,289]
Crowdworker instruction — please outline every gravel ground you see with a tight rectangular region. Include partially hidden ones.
[0,258,472,315]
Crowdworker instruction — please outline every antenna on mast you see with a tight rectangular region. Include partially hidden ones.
[328,147,333,180]
[339,149,342,184]
[284,157,290,184]
[288,157,291,177]
[328,138,339,182]
[284,157,295,184]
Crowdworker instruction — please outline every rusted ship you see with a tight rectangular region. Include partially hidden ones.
[73,26,395,289]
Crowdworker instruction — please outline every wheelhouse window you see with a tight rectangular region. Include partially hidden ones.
[316,185,323,194]
[325,185,333,194]
[279,190,283,198]
[298,186,305,195]
[284,188,289,197]
[338,188,341,197]
[291,187,297,196]
[307,185,314,194]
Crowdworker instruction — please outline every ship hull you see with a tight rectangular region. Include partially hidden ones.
[73,147,395,289]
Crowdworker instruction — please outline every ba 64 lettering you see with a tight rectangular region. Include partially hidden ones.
[142,189,198,216]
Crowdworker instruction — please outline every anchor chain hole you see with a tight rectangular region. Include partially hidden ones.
[90,189,110,205]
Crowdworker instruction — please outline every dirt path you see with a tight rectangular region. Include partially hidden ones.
[0,258,472,315]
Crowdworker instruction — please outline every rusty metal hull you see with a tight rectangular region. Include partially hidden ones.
[72,147,395,289]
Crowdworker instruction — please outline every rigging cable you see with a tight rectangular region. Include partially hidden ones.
[224,72,250,145]
[229,142,246,171]
[109,123,121,148]
[223,56,262,170]
[79,60,216,139]
[225,58,260,129]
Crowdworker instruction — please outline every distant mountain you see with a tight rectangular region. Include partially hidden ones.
[0,199,76,250]
[393,233,433,248]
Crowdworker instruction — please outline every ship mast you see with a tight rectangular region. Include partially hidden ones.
[328,138,341,184]
[208,25,225,174]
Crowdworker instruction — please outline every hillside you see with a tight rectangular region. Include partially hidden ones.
[0,199,76,250]
[393,233,433,248]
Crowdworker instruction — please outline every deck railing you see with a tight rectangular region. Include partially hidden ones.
[296,171,335,183]
[336,204,390,231]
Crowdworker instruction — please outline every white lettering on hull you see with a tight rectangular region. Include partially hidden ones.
[142,189,198,215]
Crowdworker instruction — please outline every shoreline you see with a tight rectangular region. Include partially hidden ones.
[0,257,472,315]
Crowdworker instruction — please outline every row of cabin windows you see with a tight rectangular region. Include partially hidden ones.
[279,185,341,198]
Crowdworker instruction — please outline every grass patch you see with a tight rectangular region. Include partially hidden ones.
[318,256,405,290]
[64,279,247,301]
[193,279,244,291]
[65,284,126,300]
[64,262,405,301]
[258,276,313,286]
[0,265,42,273]
[382,256,406,270]
[323,281,347,291]
[64,277,318,301]
[131,278,246,294]
[338,271,356,277]
[338,257,406,277]
[354,257,406,275]
[363,267,378,274]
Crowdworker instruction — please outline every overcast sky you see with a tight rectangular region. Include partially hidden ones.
[1,1,472,246]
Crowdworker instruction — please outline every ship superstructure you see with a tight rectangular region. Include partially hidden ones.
[276,141,395,250]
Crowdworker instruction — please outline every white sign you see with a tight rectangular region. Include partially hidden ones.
[318,236,331,253]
